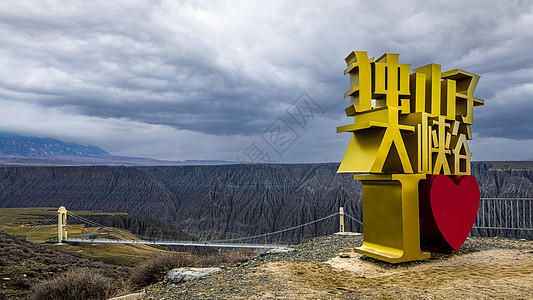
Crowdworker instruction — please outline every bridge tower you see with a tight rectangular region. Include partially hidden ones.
[57,206,68,243]
[339,207,345,233]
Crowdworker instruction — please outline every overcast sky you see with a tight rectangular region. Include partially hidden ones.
[0,0,532,163]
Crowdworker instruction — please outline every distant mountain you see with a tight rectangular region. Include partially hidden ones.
[0,132,235,166]
[0,132,109,158]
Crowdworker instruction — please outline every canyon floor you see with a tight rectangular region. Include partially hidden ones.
[142,234,533,299]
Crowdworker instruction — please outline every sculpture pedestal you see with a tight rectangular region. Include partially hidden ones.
[354,174,430,263]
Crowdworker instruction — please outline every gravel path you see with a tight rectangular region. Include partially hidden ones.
[142,234,532,299]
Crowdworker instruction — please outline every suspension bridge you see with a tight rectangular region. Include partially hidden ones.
[28,206,362,249]
[21,199,533,248]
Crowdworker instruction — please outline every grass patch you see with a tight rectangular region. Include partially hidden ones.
[129,248,261,288]
[48,242,161,266]
[0,231,132,299]
[28,269,119,300]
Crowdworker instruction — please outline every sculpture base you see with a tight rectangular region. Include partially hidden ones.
[354,174,431,263]
[354,243,430,264]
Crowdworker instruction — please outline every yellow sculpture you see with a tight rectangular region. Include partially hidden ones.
[338,51,483,263]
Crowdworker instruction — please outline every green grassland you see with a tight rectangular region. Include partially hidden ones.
[0,207,163,266]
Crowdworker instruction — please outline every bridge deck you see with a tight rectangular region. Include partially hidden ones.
[66,238,288,249]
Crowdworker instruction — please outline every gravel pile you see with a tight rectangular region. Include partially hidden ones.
[237,234,364,266]
[142,234,532,299]
[461,236,531,252]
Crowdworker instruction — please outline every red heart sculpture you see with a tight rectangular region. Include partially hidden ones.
[419,175,480,251]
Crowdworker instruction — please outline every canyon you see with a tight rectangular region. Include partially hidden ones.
[0,161,531,243]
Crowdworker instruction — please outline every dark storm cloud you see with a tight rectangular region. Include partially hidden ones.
[0,0,532,161]
[0,0,301,136]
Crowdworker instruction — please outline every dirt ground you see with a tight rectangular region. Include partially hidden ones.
[143,236,533,299]
[261,249,533,299]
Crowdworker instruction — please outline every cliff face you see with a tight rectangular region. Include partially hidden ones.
[0,166,180,224]
[470,161,533,239]
[140,163,362,242]
[0,162,531,242]
[473,161,533,197]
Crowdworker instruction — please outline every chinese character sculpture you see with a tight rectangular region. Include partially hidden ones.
[337,51,484,263]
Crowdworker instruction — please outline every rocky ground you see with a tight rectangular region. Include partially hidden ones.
[142,234,533,299]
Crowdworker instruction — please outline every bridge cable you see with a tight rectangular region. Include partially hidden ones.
[67,212,137,240]
[343,213,363,226]
[206,212,340,243]
[67,212,177,242]
[22,213,58,238]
